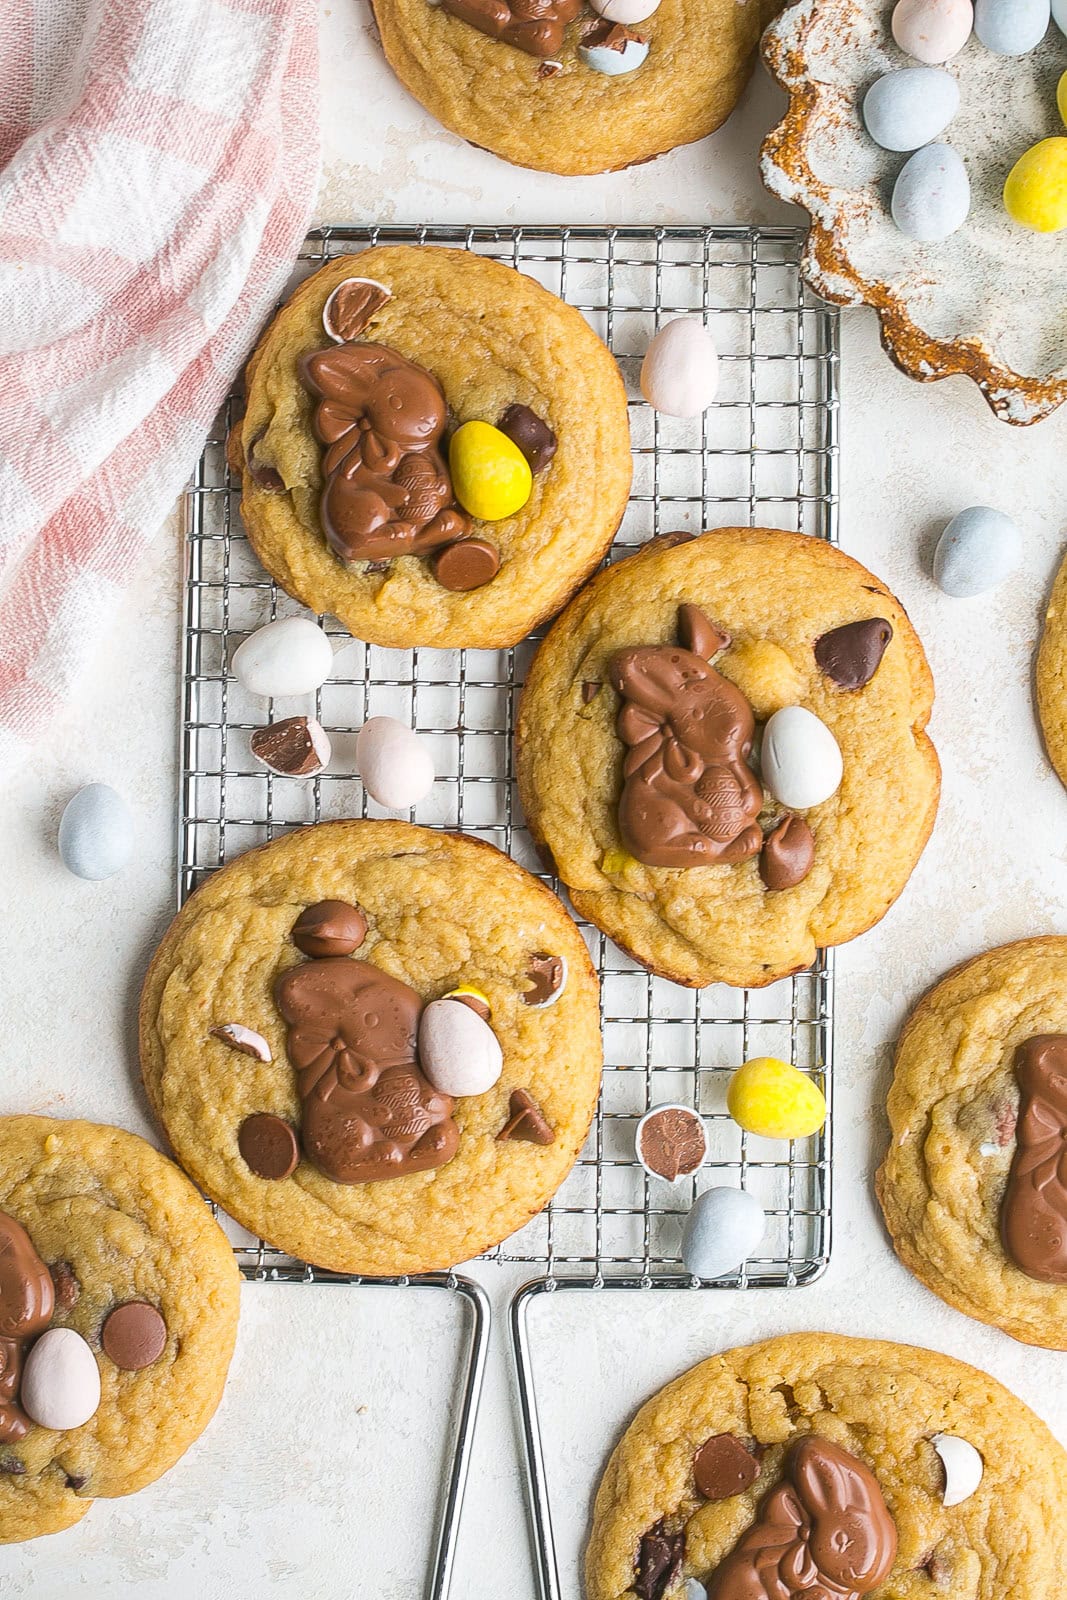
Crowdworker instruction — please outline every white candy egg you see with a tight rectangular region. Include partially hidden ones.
[231,617,334,699]
[685,1582,709,1600]
[760,706,843,810]
[974,0,1049,51]
[892,0,974,60]
[355,717,435,810]
[681,1187,766,1280]
[862,68,960,151]
[931,1433,984,1506]
[640,317,719,417]
[419,998,503,1097]
[933,506,1021,596]
[58,784,133,881]
[891,143,971,241]
[579,30,650,75]
[590,0,660,18]
[21,1328,101,1431]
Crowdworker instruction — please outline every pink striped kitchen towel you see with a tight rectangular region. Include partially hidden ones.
[0,0,320,772]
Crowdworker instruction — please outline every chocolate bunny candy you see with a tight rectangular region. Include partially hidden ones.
[0,1212,55,1442]
[301,343,470,565]
[1001,1034,1067,1284]
[440,0,584,57]
[610,603,764,870]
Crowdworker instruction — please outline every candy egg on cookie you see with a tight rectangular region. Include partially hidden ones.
[760,706,843,810]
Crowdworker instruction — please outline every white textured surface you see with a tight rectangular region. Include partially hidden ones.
[2,2,1067,1594]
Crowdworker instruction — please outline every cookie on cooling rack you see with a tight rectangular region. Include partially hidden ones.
[586,1332,1067,1600]
[367,0,761,177]
[515,528,939,988]
[878,936,1067,1350]
[0,1117,239,1543]
[228,245,632,650]
[139,820,602,1276]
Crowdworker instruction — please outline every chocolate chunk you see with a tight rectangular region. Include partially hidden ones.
[292,900,368,958]
[581,681,601,704]
[693,1433,761,1500]
[497,1088,555,1146]
[634,1521,685,1600]
[677,603,729,660]
[522,953,566,1008]
[363,560,391,575]
[245,429,285,492]
[497,403,557,474]
[102,1302,168,1371]
[64,1471,88,1491]
[637,1106,706,1181]
[323,277,391,342]
[209,1024,272,1061]
[759,815,815,891]
[537,58,563,77]
[447,990,492,1022]
[918,1551,951,1585]
[994,1098,1017,1147]
[50,1261,80,1312]
[0,1459,24,1475]
[238,1114,300,1181]
[440,0,582,57]
[432,539,500,592]
[813,618,893,691]
[582,17,647,49]
[250,716,329,777]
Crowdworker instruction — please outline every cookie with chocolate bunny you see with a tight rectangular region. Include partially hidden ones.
[229,245,631,649]
[139,821,601,1276]
[0,1118,239,1542]
[516,528,939,988]
[879,935,1067,1349]
[586,1333,1067,1600]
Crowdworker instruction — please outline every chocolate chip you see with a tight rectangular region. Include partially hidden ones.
[634,1522,685,1600]
[678,603,729,659]
[292,900,368,958]
[49,1261,80,1312]
[64,1471,88,1491]
[432,539,500,592]
[582,17,647,49]
[250,716,330,777]
[101,1302,168,1372]
[759,814,815,891]
[0,1459,24,1476]
[246,429,285,493]
[522,953,567,1008]
[917,1550,951,1585]
[693,1433,761,1500]
[363,560,391,574]
[497,1089,555,1146]
[497,404,557,474]
[238,1114,300,1181]
[581,681,601,704]
[813,618,893,691]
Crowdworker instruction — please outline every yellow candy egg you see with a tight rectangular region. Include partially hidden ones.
[1059,70,1067,130]
[449,421,533,521]
[726,1057,827,1140]
[1004,138,1067,234]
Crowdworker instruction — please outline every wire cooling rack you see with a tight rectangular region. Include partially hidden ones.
[181,223,839,1599]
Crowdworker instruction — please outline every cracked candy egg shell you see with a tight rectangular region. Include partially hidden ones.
[515,528,938,989]
[0,1117,239,1542]
[585,1333,1067,1600]
[762,0,1067,424]
[139,820,602,1277]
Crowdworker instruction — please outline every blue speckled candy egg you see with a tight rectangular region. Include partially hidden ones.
[891,143,971,240]
[862,68,960,151]
[974,0,1050,52]
[58,784,133,880]
[681,1187,765,1280]
[933,506,1022,596]
[579,26,650,74]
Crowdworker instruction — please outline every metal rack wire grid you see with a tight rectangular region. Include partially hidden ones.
[181,223,839,1290]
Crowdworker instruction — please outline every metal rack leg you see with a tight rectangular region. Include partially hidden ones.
[510,1278,563,1600]
[428,1274,492,1600]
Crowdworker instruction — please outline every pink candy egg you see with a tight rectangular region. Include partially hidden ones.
[891,0,974,60]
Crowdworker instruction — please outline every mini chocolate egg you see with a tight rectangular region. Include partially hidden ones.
[891,143,971,241]
[355,716,435,810]
[591,0,660,16]
[933,506,1021,595]
[862,68,960,151]
[891,0,974,59]
[58,784,133,881]
[760,706,843,810]
[681,1187,766,1280]
[727,1057,827,1140]
[449,421,532,521]
[21,1327,101,1431]
[640,317,719,417]
[579,21,650,73]
[1004,137,1067,232]
[231,616,334,699]
[974,0,1049,51]
[419,997,503,1097]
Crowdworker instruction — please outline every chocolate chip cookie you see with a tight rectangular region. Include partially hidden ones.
[0,1117,239,1542]
[230,245,632,649]
[878,936,1067,1349]
[586,1332,1067,1600]
[515,529,939,988]
[368,0,760,176]
[1036,547,1067,789]
[139,821,602,1275]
